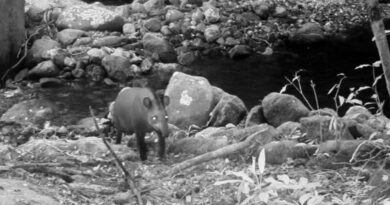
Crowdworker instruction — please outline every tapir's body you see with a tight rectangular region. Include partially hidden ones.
[111,87,169,161]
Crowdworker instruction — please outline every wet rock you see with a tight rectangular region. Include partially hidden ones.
[142,32,177,63]
[1,99,58,128]
[343,105,372,123]
[245,105,267,127]
[57,29,86,46]
[165,9,184,23]
[123,23,137,34]
[165,72,214,129]
[144,0,165,16]
[101,55,133,82]
[207,94,247,127]
[144,17,163,32]
[0,178,61,205]
[273,6,287,18]
[276,121,301,138]
[204,7,220,23]
[228,45,253,59]
[39,77,65,88]
[300,115,354,141]
[86,64,106,82]
[26,37,61,65]
[289,22,325,44]
[28,60,60,78]
[56,4,125,31]
[92,36,128,48]
[204,24,221,42]
[262,92,309,127]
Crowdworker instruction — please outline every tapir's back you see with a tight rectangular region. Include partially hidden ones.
[112,87,155,133]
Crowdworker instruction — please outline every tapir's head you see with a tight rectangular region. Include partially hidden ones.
[143,95,170,138]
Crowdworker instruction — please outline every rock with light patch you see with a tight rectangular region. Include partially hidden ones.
[165,72,214,129]
[56,4,125,31]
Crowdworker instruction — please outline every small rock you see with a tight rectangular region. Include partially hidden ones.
[142,32,177,63]
[57,29,86,46]
[343,105,372,123]
[252,2,271,20]
[207,94,247,127]
[86,64,106,82]
[204,24,221,42]
[144,18,163,32]
[289,22,325,44]
[92,36,127,48]
[26,37,61,65]
[73,37,93,46]
[276,121,300,138]
[87,48,108,64]
[72,68,85,78]
[228,45,253,59]
[245,105,267,127]
[39,77,64,88]
[101,55,133,82]
[28,60,60,78]
[262,92,309,127]
[144,0,165,16]
[204,7,220,24]
[273,6,287,18]
[165,9,184,23]
[123,23,136,34]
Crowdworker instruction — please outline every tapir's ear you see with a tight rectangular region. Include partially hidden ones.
[163,96,169,106]
[143,97,152,109]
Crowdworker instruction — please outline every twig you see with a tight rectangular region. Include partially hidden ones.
[89,106,143,205]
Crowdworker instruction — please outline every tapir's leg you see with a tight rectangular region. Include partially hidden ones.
[157,132,165,160]
[136,131,148,161]
[116,130,123,144]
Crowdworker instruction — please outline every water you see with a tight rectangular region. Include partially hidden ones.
[12,25,386,125]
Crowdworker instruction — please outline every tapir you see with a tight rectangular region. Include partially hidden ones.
[111,87,170,161]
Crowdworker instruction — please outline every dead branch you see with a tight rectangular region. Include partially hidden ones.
[89,106,143,205]
[170,126,274,175]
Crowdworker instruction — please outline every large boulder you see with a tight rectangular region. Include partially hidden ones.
[165,72,214,129]
[262,92,309,127]
[142,32,177,63]
[56,4,125,31]
[207,94,247,127]
[1,99,59,128]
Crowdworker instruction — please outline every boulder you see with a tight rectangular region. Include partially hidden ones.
[92,36,128,48]
[123,23,136,34]
[143,18,163,32]
[228,45,253,59]
[165,72,214,129]
[204,7,220,23]
[165,9,184,23]
[144,0,165,16]
[343,105,372,123]
[56,4,125,31]
[207,94,247,127]
[276,121,301,138]
[1,99,58,128]
[262,92,309,127]
[142,32,177,63]
[101,55,134,82]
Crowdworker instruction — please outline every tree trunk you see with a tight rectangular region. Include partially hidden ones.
[369,0,390,97]
[0,0,25,83]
